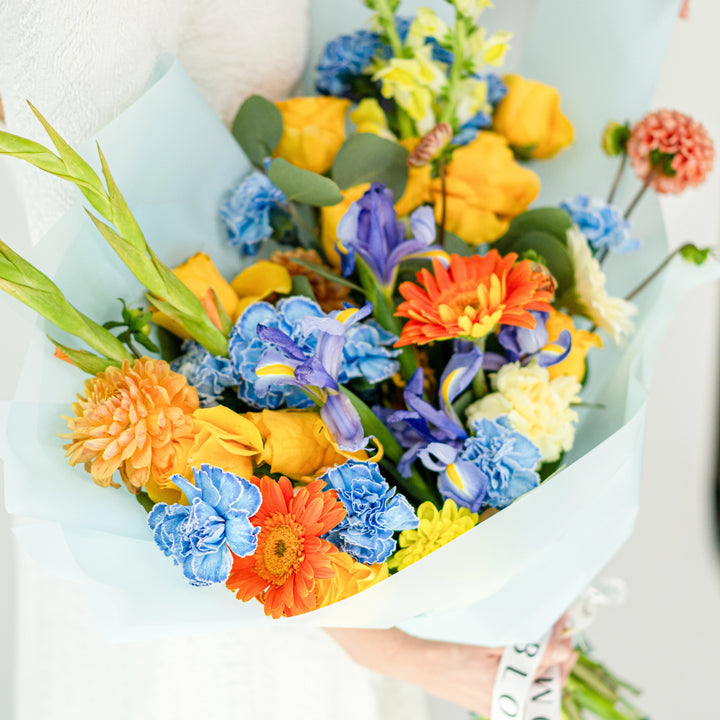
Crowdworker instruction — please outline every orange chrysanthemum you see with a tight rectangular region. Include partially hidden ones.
[62,358,198,493]
[394,251,553,346]
[226,476,346,618]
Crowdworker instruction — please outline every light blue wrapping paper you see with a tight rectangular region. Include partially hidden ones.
[2,1,716,645]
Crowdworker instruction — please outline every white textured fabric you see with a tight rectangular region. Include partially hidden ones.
[0,0,312,243]
[0,2,430,718]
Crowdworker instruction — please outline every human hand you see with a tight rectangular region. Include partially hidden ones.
[325,615,577,716]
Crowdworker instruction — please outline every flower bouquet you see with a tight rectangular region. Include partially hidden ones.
[0,1,717,718]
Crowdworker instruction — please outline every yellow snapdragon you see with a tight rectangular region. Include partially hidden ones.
[407,7,449,47]
[467,28,513,73]
[454,0,493,19]
[373,46,446,134]
[455,77,490,127]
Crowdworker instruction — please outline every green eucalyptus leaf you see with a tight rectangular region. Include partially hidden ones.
[232,95,284,167]
[267,158,343,207]
[497,207,574,251]
[504,231,575,295]
[442,230,474,257]
[331,133,409,200]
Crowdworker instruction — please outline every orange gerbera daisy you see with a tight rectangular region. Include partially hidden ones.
[226,475,346,618]
[62,357,198,493]
[394,251,553,347]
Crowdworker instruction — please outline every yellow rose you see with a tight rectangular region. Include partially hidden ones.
[311,553,388,612]
[152,252,241,338]
[545,310,602,382]
[430,131,540,244]
[273,97,351,174]
[230,260,292,316]
[246,409,366,480]
[493,74,574,159]
[187,406,264,478]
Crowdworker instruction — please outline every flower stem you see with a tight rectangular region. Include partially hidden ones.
[623,165,660,220]
[607,152,627,205]
[374,0,404,57]
[438,14,466,128]
[624,247,679,302]
[439,158,447,245]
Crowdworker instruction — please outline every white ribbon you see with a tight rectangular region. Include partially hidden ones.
[489,630,553,720]
[489,577,627,720]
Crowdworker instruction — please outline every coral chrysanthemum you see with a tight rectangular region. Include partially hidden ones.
[627,110,715,194]
[226,475,346,618]
[394,251,553,346]
[62,358,198,493]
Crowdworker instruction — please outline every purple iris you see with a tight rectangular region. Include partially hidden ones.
[483,311,572,371]
[384,346,484,477]
[254,304,374,452]
[336,183,446,289]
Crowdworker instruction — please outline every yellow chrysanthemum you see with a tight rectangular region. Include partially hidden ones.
[388,500,479,571]
[466,362,581,463]
[62,358,198,494]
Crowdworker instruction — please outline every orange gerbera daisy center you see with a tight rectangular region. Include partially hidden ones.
[259,516,304,583]
[436,273,507,339]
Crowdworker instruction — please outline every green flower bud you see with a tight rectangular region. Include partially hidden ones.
[601,121,631,156]
[680,243,712,266]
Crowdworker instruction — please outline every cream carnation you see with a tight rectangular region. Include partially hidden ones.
[566,226,636,343]
[466,362,581,463]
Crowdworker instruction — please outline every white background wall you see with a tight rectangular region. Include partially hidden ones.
[2,2,720,719]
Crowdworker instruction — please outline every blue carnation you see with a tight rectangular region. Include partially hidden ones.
[321,460,419,564]
[340,321,400,384]
[559,195,640,255]
[220,172,286,256]
[148,464,262,586]
[170,340,238,407]
[444,417,541,510]
[316,29,383,97]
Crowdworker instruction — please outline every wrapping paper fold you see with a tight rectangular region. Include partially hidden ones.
[2,0,713,645]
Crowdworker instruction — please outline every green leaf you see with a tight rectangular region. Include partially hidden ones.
[331,133,409,200]
[268,158,343,207]
[442,230,474,257]
[355,257,416,380]
[27,103,111,217]
[232,95,284,167]
[0,239,131,362]
[340,387,438,505]
[500,207,574,246]
[498,230,576,296]
[650,148,677,177]
[680,242,711,265]
[288,256,365,293]
[290,274,317,301]
[136,492,157,514]
[48,337,121,375]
